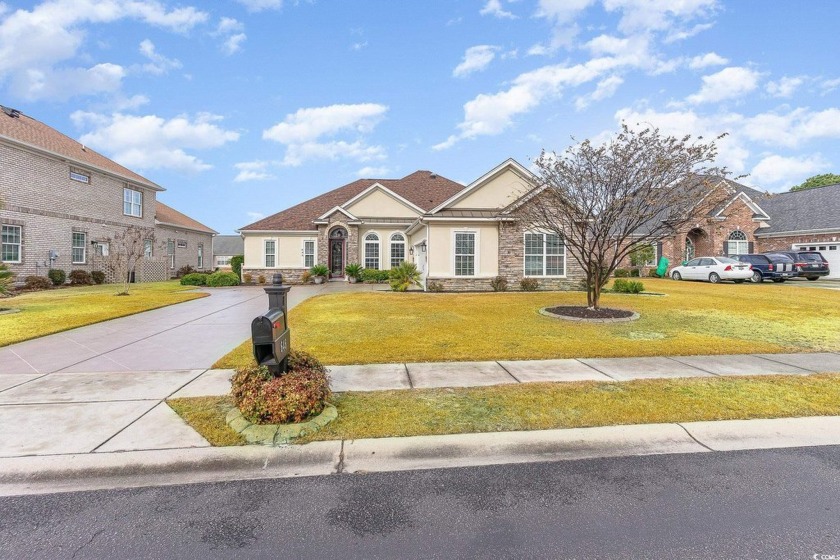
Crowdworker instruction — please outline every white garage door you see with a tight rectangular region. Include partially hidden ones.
[793,243,840,279]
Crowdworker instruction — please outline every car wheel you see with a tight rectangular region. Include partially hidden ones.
[672,271,681,281]
[709,272,720,283]
[733,279,744,284]
[751,271,763,283]
[807,277,819,281]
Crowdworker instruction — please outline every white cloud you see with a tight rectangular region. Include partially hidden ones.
[72,111,240,173]
[686,66,761,104]
[234,160,276,182]
[765,76,804,98]
[603,0,717,34]
[357,166,390,177]
[480,0,516,19]
[664,22,713,43]
[688,52,728,69]
[742,108,840,148]
[217,17,244,35]
[263,103,388,166]
[223,33,247,55]
[529,0,594,54]
[236,0,283,12]
[0,0,207,101]
[139,40,182,75]
[214,18,246,55]
[453,45,499,78]
[246,211,266,221]
[575,75,624,110]
[821,77,840,95]
[749,154,829,188]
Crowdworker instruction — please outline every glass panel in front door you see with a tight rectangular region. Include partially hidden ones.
[330,240,343,275]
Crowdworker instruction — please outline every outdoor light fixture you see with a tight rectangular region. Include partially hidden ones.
[409,246,414,256]
[420,241,427,253]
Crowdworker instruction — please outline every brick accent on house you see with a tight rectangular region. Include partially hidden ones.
[756,234,840,251]
[156,225,214,277]
[240,267,310,284]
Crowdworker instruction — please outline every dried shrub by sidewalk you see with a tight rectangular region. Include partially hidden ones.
[231,349,331,424]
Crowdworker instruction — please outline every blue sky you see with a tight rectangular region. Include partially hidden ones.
[2,0,839,235]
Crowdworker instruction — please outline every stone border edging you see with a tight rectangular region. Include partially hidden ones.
[539,307,640,323]
[226,404,338,445]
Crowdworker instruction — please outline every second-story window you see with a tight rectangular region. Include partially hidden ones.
[124,188,142,217]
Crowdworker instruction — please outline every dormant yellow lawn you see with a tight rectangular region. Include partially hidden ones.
[215,278,840,367]
[0,281,206,346]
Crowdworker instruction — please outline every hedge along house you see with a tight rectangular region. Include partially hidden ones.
[239,159,591,291]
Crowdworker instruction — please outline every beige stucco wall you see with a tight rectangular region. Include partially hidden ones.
[243,232,318,269]
[449,168,532,210]
[427,222,499,278]
[345,189,421,219]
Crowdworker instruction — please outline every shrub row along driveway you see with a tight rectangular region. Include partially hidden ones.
[272,278,840,365]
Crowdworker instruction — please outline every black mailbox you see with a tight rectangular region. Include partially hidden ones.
[251,275,291,375]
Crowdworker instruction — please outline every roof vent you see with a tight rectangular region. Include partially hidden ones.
[429,173,437,179]
[1,105,21,118]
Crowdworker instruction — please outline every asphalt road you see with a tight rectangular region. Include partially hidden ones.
[2,446,839,559]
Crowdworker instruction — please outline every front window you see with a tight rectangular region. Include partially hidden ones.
[72,232,87,264]
[303,240,315,268]
[1,225,21,263]
[727,231,748,255]
[265,240,276,268]
[216,256,231,266]
[96,242,109,257]
[454,232,475,276]
[167,239,175,269]
[197,243,203,269]
[123,188,142,217]
[390,233,405,269]
[143,239,153,259]
[364,233,380,269]
[524,232,565,276]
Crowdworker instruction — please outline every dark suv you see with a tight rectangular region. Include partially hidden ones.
[736,253,796,283]
[764,251,830,281]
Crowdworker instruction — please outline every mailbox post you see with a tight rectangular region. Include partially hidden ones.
[251,273,291,376]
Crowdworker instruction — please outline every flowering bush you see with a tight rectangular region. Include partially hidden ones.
[231,349,331,424]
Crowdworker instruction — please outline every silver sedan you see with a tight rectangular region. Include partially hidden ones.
[670,257,753,283]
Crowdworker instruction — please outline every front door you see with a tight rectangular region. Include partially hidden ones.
[329,238,345,278]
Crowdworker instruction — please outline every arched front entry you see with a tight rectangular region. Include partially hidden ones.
[328,227,347,278]
[684,227,709,262]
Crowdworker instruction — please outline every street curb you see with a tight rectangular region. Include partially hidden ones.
[2,416,840,496]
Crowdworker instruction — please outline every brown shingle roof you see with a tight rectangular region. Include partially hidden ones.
[0,105,162,191]
[156,201,217,234]
[240,170,465,231]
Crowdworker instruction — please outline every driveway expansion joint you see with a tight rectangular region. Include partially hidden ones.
[676,423,716,452]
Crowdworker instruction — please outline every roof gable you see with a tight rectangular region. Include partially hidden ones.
[156,202,217,234]
[343,183,424,218]
[432,159,536,213]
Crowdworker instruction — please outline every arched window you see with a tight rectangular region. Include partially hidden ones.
[390,233,406,269]
[329,227,347,239]
[364,232,380,269]
[727,230,749,255]
[683,237,695,261]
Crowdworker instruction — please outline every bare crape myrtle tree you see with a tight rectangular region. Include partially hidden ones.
[101,225,156,295]
[522,124,728,310]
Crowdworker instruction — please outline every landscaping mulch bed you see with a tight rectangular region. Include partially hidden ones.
[545,306,635,319]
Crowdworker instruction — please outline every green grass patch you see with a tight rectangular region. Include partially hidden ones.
[167,397,246,446]
[215,278,840,368]
[0,281,206,346]
[169,374,840,445]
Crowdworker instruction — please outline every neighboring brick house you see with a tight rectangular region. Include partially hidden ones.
[212,235,244,269]
[0,105,214,283]
[155,202,217,277]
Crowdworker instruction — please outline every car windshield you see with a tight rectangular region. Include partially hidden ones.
[716,257,739,264]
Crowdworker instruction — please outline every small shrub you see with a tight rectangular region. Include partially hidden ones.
[648,268,661,278]
[614,268,630,278]
[310,264,329,278]
[243,273,253,284]
[490,276,508,292]
[180,272,208,286]
[388,262,420,292]
[230,255,244,277]
[25,276,52,290]
[91,270,106,284]
[344,262,363,280]
[300,270,312,284]
[427,281,444,292]
[360,268,389,283]
[629,268,641,277]
[206,271,240,287]
[176,265,195,278]
[258,274,266,284]
[520,278,539,291]
[0,263,14,296]
[613,278,644,293]
[68,270,93,285]
[47,268,66,286]
[231,350,331,424]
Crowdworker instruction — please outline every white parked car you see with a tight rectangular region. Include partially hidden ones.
[670,256,753,283]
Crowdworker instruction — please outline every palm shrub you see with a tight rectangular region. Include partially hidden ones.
[231,349,331,424]
[388,262,420,291]
[0,263,14,296]
[310,264,329,278]
[344,262,363,281]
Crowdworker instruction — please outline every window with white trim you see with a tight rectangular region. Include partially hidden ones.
[216,256,231,266]
[364,233,380,269]
[70,170,90,184]
[524,232,565,276]
[197,243,204,269]
[265,240,276,268]
[454,232,475,276]
[167,239,175,269]
[727,230,748,255]
[143,239,153,259]
[390,233,405,269]
[176,239,187,249]
[96,242,109,257]
[123,188,142,217]
[303,240,315,268]
[1,225,22,263]
[72,232,87,264]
